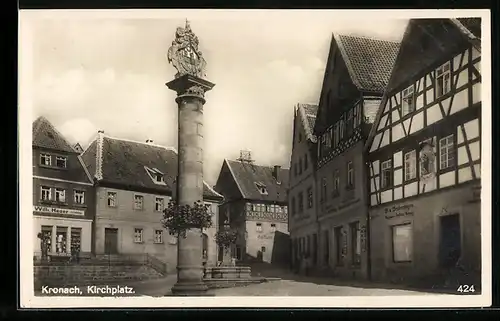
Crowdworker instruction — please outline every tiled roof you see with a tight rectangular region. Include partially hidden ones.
[457,18,481,39]
[80,135,223,200]
[334,35,400,93]
[32,116,78,153]
[296,103,318,143]
[225,159,289,202]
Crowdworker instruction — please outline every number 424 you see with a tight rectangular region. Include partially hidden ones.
[457,285,476,293]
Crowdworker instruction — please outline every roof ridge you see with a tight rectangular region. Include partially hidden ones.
[333,34,362,89]
[224,158,247,199]
[103,134,178,154]
[33,116,78,153]
[334,33,401,44]
[297,103,317,143]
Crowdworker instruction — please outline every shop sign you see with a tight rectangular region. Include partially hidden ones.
[257,234,273,240]
[33,205,85,216]
[384,204,414,220]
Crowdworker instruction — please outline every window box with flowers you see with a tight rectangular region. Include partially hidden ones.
[161,200,213,238]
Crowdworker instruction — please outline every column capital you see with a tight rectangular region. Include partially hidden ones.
[166,74,215,105]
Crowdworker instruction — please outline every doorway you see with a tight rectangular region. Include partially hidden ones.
[439,214,461,268]
[104,228,118,254]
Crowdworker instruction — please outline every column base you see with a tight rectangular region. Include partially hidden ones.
[170,281,212,296]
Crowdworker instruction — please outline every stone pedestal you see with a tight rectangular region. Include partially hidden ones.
[166,74,215,296]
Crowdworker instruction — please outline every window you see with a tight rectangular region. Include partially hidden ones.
[70,228,82,254]
[420,140,436,176]
[346,109,354,136]
[339,119,345,141]
[256,223,262,233]
[404,150,417,181]
[436,61,451,97]
[134,195,144,210]
[41,186,51,201]
[74,190,85,204]
[40,226,52,255]
[283,206,288,214]
[347,161,354,187]
[439,135,455,170]
[265,205,271,212]
[40,154,51,166]
[154,230,164,244]
[270,223,276,232]
[332,170,340,196]
[261,246,266,253]
[402,85,415,116]
[255,182,268,195]
[155,197,164,212]
[381,160,393,189]
[335,226,343,265]
[134,228,143,243]
[350,222,361,265]
[320,177,327,202]
[55,156,67,168]
[145,167,166,185]
[304,154,308,170]
[107,192,117,207]
[246,203,252,211]
[298,192,304,212]
[55,188,66,203]
[334,123,340,147]
[392,224,413,262]
[307,187,313,208]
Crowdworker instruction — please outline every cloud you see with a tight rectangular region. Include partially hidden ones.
[58,118,98,146]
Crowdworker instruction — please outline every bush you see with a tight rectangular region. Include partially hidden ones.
[162,200,213,238]
[215,229,238,250]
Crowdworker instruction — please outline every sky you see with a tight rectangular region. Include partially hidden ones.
[27,10,408,185]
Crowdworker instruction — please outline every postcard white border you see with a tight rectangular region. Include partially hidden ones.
[19,8,492,308]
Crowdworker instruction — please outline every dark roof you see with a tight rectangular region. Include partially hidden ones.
[457,18,481,39]
[334,35,400,93]
[225,159,289,202]
[296,103,318,143]
[81,135,222,200]
[32,116,78,153]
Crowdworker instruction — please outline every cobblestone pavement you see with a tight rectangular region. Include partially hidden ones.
[210,279,442,296]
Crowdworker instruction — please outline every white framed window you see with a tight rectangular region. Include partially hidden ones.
[154,230,164,244]
[155,197,164,212]
[392,224,413,262]
[107,192,117,207]
[402,85,415,116]
[55,188,66,203]
[134,228,143,243]
[283,206,288,214]
[404,150,417,181]
[270,223,277,232]
[307,187,313,208]
[74,190,85,204]
[134,195,144,210]
[41,186,51,201]
[55,156,67,168]
[347,161,354,187]
[436,61,451,98]
[256,223,263,233]
[439,135,455,170]
[381,160,393,188]
[339,119,345,140]
[40,154,51,166]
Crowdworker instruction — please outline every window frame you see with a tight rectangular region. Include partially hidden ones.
[41,186,52,201]
[439,134,455,171]
[55,156,67,168]
[40,154,51,166]
[391,223,413,263]
[332,169,340,197]
[404,150,417,181]
[381,159,393,189]
[134,228,144,243]
[134,194,144,210]
[107,191,117,208]
[320,177,327,203]
[436,61,451,98]
[270,223,277,233]
[154,229,164,244]
[155,197,165,212]
[307,186,313,208]
[74,190,85,204]
[55,188,66,203]
[347,161,355,189]
[402,84,415,116]
[256,223,263,233]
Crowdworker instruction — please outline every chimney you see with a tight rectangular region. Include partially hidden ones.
[146,139,154,144]
[273,165,281,183]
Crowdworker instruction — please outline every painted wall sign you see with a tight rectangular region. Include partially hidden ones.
[324,198,360,215]
[257,234,273,240]
[33,205,85,216]
[384,204,414,219]
[246,211,288,222]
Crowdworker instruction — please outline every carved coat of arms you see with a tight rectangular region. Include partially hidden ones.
[167,20,207,79]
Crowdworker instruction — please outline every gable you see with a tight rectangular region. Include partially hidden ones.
[214,160,245,200]
[314,39,359,135]
[32,116,77,154]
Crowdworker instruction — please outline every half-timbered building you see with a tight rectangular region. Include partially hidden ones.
[214,152,290,265]
[313,34,400,279]
[288,103,319,272]
[365,18,482,286]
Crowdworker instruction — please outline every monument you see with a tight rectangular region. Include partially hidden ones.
[166,20,215,296]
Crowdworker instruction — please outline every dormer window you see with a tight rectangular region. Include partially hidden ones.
[56,156,67,168]
[255,182,268,195]
[145,166,166,185]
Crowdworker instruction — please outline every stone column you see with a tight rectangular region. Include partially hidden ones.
[166,74,214,296]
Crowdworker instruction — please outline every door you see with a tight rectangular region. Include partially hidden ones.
[104,228,118,254]
[439,214,461,268]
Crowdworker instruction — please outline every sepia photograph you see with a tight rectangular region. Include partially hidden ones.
[18,9,491,308]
